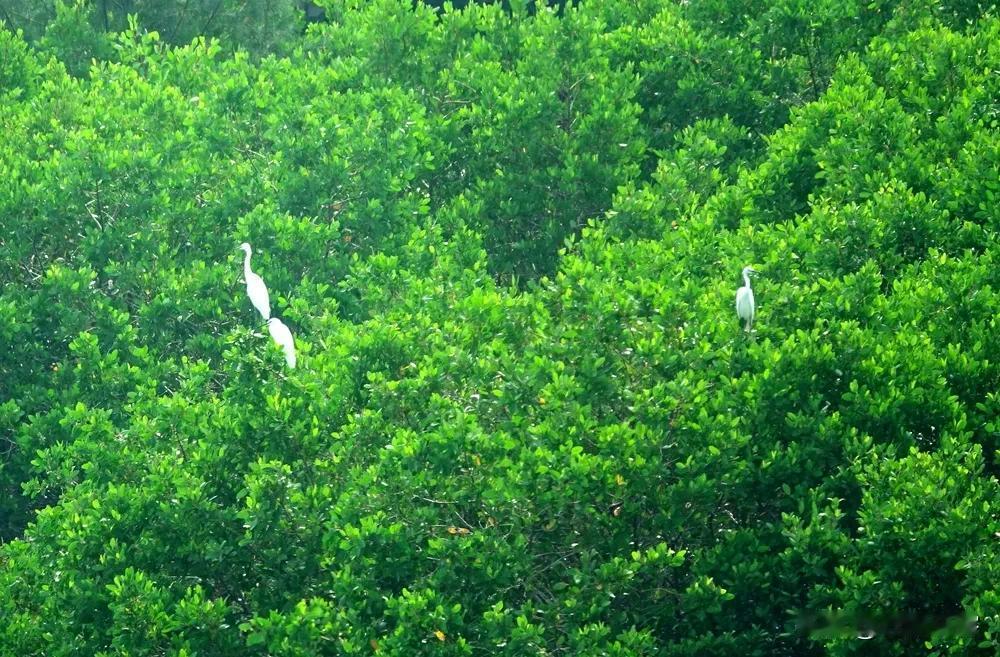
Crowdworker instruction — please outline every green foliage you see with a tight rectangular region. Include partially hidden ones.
[37,1,114,76]
[3,0,303,57]
[2,2,1000,656]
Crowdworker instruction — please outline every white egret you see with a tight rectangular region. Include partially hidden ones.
[267,317,297,369]
[239,242,271,321]
[735,266,756,332]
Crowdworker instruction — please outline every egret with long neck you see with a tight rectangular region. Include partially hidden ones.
[239,242,271,321]
[735,266,756,332]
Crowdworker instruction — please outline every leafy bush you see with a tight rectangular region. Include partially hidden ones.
[1,1,999,656]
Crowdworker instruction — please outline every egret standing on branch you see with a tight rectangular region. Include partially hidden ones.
[267,317,297,369]
[239,242,271,321]
[735,266,756,332]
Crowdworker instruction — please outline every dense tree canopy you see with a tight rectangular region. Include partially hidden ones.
[1,0,999,655]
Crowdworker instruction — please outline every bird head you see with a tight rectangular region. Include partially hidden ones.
[239,242,252,255]
[742,266,757,277]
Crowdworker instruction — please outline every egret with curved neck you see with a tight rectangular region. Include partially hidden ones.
[268,317,297,368]
[239,242,271,321]
[735,266,756,332]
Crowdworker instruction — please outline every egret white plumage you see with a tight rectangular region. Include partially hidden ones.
[267,317,297,369]
[239,242,271,320]
[735,266,756,332]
